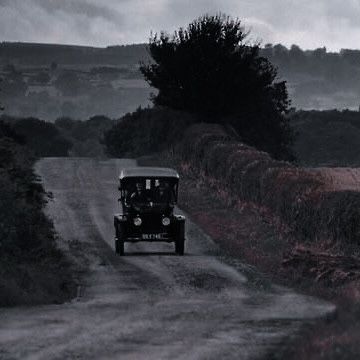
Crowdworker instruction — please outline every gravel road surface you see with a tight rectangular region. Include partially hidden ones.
[0,158,335,360]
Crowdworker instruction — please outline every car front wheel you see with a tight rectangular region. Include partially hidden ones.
[115,221,125,256]
[115,237,124,255]
[175,238,184,255]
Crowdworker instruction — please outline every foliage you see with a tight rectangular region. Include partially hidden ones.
[140,14,294,159]
[56,115,113,141]
[1,115,114,158]
[0,130,57,258]
[55,115,114,157]
[262,44,360,87]
[0,42,150,66]
[290,110,360,166]
[103,107,195,157]
[0,120,24,144]
[0,122,75,306]
[11,117,72,157]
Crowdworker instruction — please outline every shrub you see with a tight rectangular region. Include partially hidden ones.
[12,118,72,157]
[104,107,196,157]
[0,137,58,258]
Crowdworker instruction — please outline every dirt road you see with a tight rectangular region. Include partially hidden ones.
[0,158,334,360]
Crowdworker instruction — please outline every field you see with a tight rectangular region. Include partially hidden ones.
[4,42,360,122]
[312,167,360,191]
[0,63,151,121]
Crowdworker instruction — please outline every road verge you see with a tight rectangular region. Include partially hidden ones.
[0,136,77,306]
[138,130,360,359]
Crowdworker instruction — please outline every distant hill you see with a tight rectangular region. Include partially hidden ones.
[261,44,360,110]
[0,42,152,120]
[1,41,360,118]
[0,42,150,66]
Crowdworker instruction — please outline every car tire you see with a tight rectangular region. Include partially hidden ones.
[115,238,125,255]
[115,220,125,256]
[175,238,184,255]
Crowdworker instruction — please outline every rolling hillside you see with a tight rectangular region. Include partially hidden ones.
[1,42,360,120]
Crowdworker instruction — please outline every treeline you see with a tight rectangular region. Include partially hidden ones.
[55,115,114,157]
[262,44,360,87]
[0,116,71,157]
[0,42,149,66]
[1,115,115,157]
[3,41,360,75]
[3,107,360,167]
[102,106,360,169]
[262,44,360,109]
[289,109,360,166]
[0,121,74,305]
[102,107,360,247]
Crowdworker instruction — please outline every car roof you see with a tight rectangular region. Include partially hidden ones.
[119,167,179,180]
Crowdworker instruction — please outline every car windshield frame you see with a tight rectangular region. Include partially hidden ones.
[119,176,179,208]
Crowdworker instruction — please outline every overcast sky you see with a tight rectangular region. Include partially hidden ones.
[0,0,359,51]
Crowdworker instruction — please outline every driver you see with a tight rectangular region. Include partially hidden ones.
[129,181,147,212]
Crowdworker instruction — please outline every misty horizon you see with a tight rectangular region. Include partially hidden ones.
[1,40,359,54]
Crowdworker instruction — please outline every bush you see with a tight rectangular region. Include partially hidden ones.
[12,117,72,157]
[55,115,114,157]
[290,109,360,166]
[0,136,58,258]
[0,123,75,306]
[103,107,196,157]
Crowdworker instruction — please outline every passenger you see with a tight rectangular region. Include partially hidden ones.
[154,181,175,211]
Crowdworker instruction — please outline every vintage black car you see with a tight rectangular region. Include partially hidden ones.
[114,167,186,255]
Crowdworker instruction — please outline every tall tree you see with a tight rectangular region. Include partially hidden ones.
[140,14,294,160]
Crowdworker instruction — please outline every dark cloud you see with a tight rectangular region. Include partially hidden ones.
[0,0,359,50]
[33,0,120,22]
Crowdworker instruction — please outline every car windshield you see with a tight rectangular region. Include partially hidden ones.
[123,178,176,213]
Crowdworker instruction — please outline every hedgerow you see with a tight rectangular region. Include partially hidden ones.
[0,123,74,306]
[177,123,360,245]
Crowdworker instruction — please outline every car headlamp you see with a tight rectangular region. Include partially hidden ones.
[162,217,170,226]
[133,217,142,226]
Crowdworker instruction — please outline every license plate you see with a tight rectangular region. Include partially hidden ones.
[142,233,163,240]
